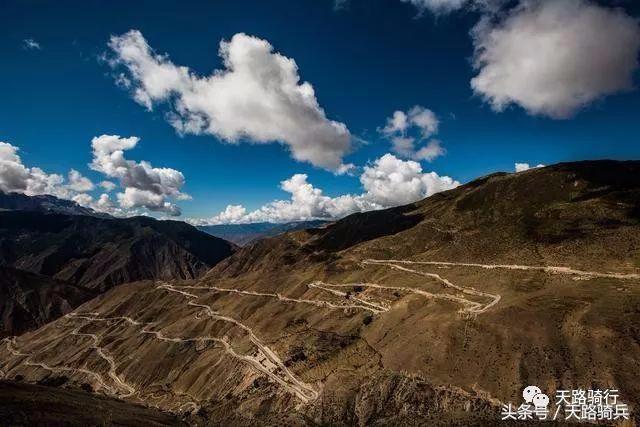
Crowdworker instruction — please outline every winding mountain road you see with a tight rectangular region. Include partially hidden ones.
[2,256,636,412]
[69,319,136,397]
[2,334,121,395]
[156,282,319,403]
[364,259,640,280]
[360,259,502,314]
[168,283,388,313]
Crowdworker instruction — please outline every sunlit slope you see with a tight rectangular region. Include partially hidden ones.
[2,160,639,425]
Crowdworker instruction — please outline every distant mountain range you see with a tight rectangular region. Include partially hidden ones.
[0,191,110,218]
[198,220,329,246]
[0,198,236,337]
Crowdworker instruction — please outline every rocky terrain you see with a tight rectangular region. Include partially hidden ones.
[2,160,639,425]
[0,266,95,338]
[0,208,236,337]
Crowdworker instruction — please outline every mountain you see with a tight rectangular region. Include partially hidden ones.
[0,209,236,336]
[2,160,640,425]
[0,381,186,426]
[0,211,236,292]
[0,191,110,218]
[0,267,95,338]
[198,220,329,246]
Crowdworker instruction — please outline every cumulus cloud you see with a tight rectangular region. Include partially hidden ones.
[67,169,94,192]
[107,30,353,172]
[380,106,446,161]
[514,162,544,172]
[89,134,188,215]
[99,180,116,191]
[238,174,373,223]
[0,142,105,213]
[67,192,127,217]
[116,187,181,216]
[23,39,41,50]
[71,193,93,207]
[208,204,248,224]
[0,142,33,193]
[360,153,457,206]
[93,193,116,211]
[196,153,459,224]
[401,0,470,14]
[1,139,188,217]
[0,141,70,198]
[92,193,128,216]
[471,0,640,119]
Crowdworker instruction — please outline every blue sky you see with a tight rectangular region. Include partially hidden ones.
[1,0,640,222]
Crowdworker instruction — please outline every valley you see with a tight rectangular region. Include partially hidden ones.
[2,253,638,423]
[2,161,640,425]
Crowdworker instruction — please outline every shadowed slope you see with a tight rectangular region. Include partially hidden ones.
[0,267,95,338]
[4,161,640,425]
[0,211,236,291]
[0,209,236,336]
[0,381,185,426]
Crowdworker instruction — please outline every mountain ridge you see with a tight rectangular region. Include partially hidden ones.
[0,208,237,337]
[198,220,329,246]
[2,160,640,425]
[0,191,110,218]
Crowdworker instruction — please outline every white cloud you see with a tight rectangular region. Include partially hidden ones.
[401,0,469,14]
[0,142,106,212]
[334,162,357,176]
[23,39,41,50]
[207,204,248,224]
[92,193,127,216]
[360,153,457,206]
[70,192,128,217]
[67,169,94,192]
[471,0,640,119]
[414,139,445,162]
[0,141,69,198]
[239,174,373,223]
[99,180,117,192]
[71,193,93,207]
[89,134,188,216]
[0,142,33,193]
[197,153,459,224]
[380,106,446,161]
[94,193,115,211]
[514,162,544,172]
[108,30,353,172]
[400,0,505,14]
[116,187,181,216]
[1,139,187,217]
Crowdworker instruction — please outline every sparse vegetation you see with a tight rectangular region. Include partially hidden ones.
[4,161,640,425]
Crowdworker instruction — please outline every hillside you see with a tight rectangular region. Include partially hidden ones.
[0,191,110,218]
[0,381,185,426]
[2,160,639,425]
[0,267,95,338]
[0,209,236,336]
[198,220,329,246]
[0,211,236,292]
